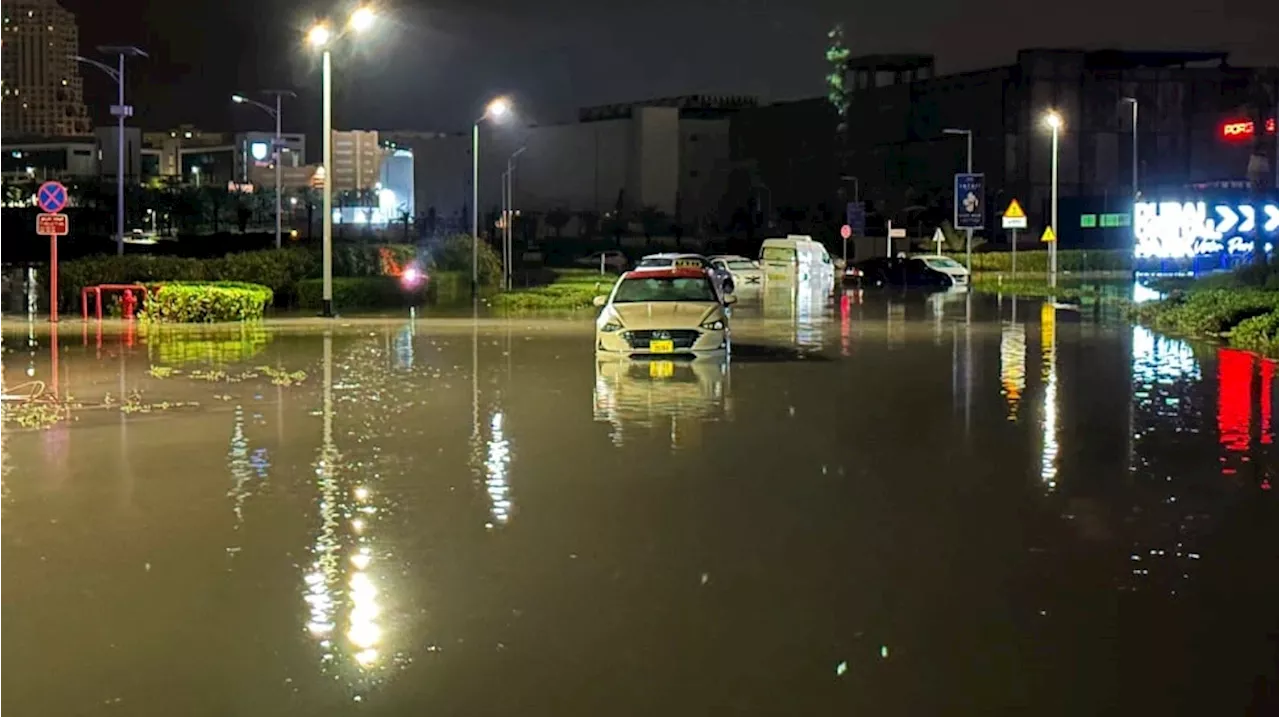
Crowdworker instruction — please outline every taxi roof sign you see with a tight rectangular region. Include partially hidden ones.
[1003,199,1025,219]
[1040,225,1057,243]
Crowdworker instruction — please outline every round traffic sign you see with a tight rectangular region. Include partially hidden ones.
[37,181,68,213]
[840,224,852,239]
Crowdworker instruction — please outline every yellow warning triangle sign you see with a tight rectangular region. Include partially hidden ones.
[1040,225,1057,243]
[1003,198,1025,219]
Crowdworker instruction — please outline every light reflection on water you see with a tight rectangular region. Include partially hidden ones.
[1040,302,1059,490]
[0,306,1275,715]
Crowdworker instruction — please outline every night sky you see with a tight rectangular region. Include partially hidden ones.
[63,0,1277,142]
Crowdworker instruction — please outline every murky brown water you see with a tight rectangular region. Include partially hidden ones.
[3,290,1276,716]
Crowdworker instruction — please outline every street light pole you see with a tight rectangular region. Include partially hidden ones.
[471,97,513,296]
[232,90,295,249]
[1044,112,1062,289]
[943,128,974,271]
[1121,97,1138,199]
[307,7,375,317]
[77,46,146,256]
[322,48,334,316]
[471,121,480,296]
[505,146,526,290]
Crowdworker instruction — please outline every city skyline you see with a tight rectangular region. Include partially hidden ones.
[55,0,1279,139]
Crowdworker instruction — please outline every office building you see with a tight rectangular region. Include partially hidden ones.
[1,0,91,137]
[331,130,383,192]
[730,49,1278,247]
[386,95,751,236]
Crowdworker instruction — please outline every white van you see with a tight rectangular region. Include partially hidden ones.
[759,235,835,291]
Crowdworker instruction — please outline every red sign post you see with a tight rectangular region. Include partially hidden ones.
[36,181,69,323]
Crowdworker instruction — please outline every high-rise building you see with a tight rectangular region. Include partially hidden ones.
[331,130,383,192]
[1,0,91,137]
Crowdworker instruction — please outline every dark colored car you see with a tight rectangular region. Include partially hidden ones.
[848,257,955,288]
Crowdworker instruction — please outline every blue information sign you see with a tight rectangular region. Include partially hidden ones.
[953,173,985,230]
[845,202,866,236]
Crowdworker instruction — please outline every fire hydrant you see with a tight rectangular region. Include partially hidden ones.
[122,289,138,320]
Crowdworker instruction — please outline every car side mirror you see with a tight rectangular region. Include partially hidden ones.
[592,295,608,307]
[724,293,738,306]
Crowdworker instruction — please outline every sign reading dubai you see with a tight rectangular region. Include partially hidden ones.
[1133,200,1280,259]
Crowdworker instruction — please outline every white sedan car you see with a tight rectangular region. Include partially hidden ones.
[709,255,763,291]
[593,267,735,356]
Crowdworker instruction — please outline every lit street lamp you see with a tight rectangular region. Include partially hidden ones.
[1120,97,1138,199]
[472,96,512,296]
[75,45,147,256]
[232,90,296,249]
[1043,110,1062,289]
[307,7,376,317]
[943,127,974,271]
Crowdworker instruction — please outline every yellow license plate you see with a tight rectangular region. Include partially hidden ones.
[648,339,674,353]
[649,360,675,378]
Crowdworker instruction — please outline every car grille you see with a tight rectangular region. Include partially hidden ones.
[624,329,700,350]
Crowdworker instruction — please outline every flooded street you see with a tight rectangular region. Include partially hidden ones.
[3,290,1276,716]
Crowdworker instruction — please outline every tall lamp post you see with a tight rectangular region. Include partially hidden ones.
[307,6,376,317]
[472,96,512,296]
[942,128,974,271]
[1044,111,1062,289]
[1120,97,1138,199]
[232,90,296,249]
[75,46,147,256]
[503,146,526,290]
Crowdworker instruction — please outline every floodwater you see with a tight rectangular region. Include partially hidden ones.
[2,289,1276,716]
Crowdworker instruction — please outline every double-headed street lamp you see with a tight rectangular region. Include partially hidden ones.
[307,6,376,317]
[1043,110,1063,289]
[75,45,147,257]
[472,97,512,296]
[232,90,296,249]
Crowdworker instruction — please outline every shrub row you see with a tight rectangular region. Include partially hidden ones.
[1229,311,1279,357]
[489,269,613,312]
[142,282,274,323]
[943,249,1131,273]
[45,242,466,312]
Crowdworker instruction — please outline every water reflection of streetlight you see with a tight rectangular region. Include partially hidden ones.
[484,411,513,528]
[1040,303,1059,490]
[1000,297,1027,421]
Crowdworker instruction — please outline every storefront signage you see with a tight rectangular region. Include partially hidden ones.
[1133,200,1279,258]
[1220,118,1276,140]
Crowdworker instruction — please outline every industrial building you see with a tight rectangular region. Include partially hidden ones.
[730,49,1278,247]
[1,0,91,138]
[387,95,753,237]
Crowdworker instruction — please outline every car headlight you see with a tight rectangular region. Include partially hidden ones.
[598,312,623,332]
[700,317,725,331]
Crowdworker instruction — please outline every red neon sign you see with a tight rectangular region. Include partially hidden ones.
[1220,117,1277,140]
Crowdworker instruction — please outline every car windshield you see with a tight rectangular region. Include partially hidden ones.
[922,256,963,270]
[613,276,716,303]
[761,247,796,263]
[727,260,757,270]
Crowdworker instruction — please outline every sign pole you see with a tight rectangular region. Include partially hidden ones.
[1011,229,1018,275]
[50,235,58,323]
[886,220,892,257]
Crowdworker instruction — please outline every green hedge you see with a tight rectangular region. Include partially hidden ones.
[944,249,1131,273]
[142,281,274,323]
[489,269,613,311]
[1130,289,1276,336]
[426,234,503,287]
[49,244,418,312]
[296,276,429,310]
[1230,311,1279,356]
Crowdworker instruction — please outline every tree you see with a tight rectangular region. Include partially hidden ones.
[545,207,571,238]
[638,206,667,239]
[576,210,600,238]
